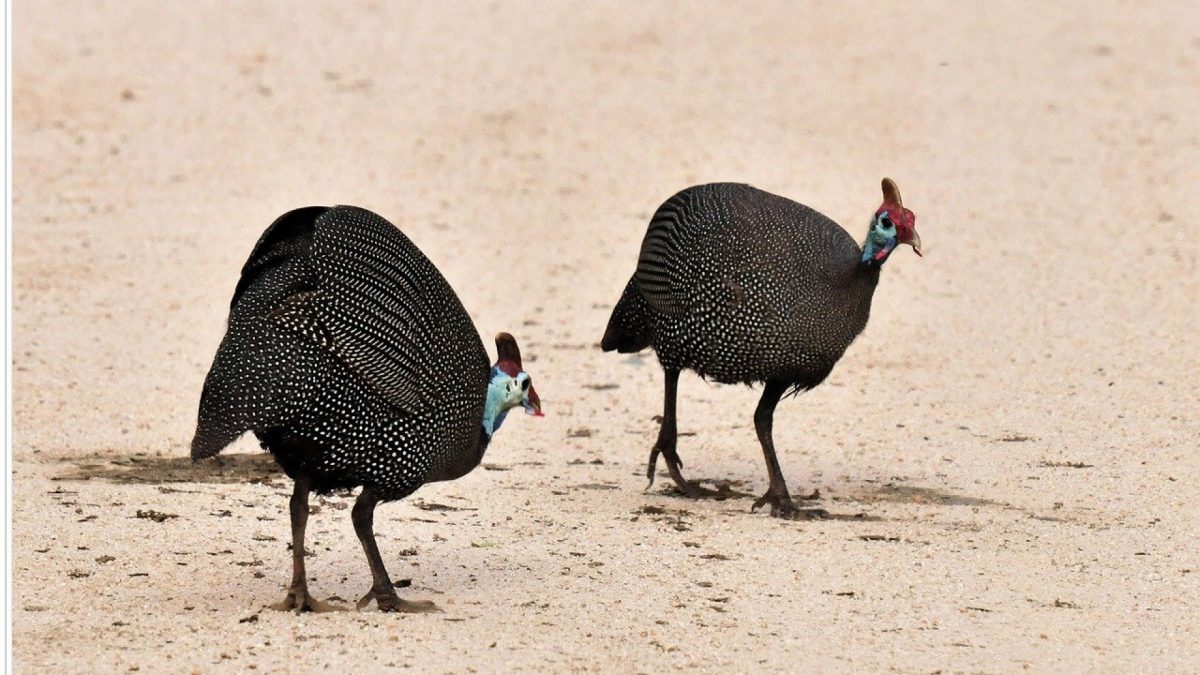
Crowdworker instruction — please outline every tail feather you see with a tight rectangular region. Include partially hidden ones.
[601,277,653,353]
[191,312,293,461]
[190,357,270,460]
[191,208,327,460]
[190,424,243,460]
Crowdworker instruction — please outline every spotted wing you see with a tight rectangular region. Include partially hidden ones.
[634,185,739,317]
[634,190,695,317]
[270,206,449,416]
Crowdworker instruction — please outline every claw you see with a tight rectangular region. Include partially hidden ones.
[646,446,661,488]
[670,453,682,471]
[647,441,688,490]
[355,592,374,611]
[357,586,441,613]
[751,493,770,512]
[270,585,345,613]
[753,490,829,520]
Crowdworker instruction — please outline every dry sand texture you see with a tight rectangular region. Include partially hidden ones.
[11,1,1200,672]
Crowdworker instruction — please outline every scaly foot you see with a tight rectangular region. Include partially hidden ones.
[647,442,725,498]
[751,490,829,520]
[270,584,345,613]
[645,442,670,487]
[356,585,440,613]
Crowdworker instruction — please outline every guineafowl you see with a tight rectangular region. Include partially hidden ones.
[191,205,542,612]
[601,179,920,519]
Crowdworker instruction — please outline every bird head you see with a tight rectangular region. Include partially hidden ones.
[861,178,922,264]
[484,332,543,436]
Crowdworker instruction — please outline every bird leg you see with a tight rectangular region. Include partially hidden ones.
[646,368,681,486]
[270,478,343,612]
[750,381,828,520]
[352,487,439,613]
[646,368,722,498]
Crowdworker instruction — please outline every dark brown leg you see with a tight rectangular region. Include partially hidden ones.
[270,478,342,612]
[646,368,680,487]
[750,381,827,520]
[646,369,721,497]
[352,486,438,613]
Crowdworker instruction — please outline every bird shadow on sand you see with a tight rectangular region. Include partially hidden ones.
[652,477,1007,522]
[847,483,1002,508]
[652,478,887,521]
[54,452,282,485]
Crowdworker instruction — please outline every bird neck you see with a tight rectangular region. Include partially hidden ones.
[838,239,883,283]
[481,381,513,438]
[859,241,896,269]
[830,246,881,320]
[853,256,882,294]
[475,425,493,457]
[856,256,887,275]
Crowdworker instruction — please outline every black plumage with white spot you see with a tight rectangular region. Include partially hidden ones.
[191,205,541,612]
[602,180,921,519]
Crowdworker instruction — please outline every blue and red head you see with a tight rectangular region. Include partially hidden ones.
[483,332,542,436]
[862,178,922,264]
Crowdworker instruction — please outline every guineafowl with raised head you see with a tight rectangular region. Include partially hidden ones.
[192,205,542,612]
[601,179,920,519]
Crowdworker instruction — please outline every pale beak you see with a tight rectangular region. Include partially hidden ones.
[523,386,544,417]
[906,230,923,257]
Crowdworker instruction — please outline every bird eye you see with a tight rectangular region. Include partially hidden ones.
[521,377,532,391]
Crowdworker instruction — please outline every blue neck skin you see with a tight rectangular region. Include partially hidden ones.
[481,367,514,438]
[860,233,897,268]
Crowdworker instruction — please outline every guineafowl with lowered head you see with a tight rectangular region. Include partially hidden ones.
[192,205,542,612]
[601,178,920,519]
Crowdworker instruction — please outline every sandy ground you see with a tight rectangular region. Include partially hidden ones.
[11,1,1200,672]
